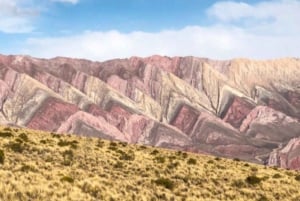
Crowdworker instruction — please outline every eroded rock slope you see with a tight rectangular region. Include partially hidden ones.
[0,54,299,169]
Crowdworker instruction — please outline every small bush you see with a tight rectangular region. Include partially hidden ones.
[0,149,4,164]
[251,167,258,172]
[109,141,117,147]
[273,173,282,179]
[150,150,159,155]
[7,141,24,153]
[295,175,300,182]
[118,141,128,147]
[154,156,166,163]
[258,195,268,201]
[52,133,61,138]
[96,140,105,148]
[62,150,74,166]
[214,157,221,161]
[167,162,180,169]
[20,164,35,172]
[245,175,262,185]
[60,176,74,183]
[187,158,197,165]
[232,179,245,188]
[154,178,175,190]
[18,133,29,142]
[58,140,77,149]
[114,161,124,169]
[207,160,214,164]
[233,158,241,162]
[119,152,135,161]
[181,152,188,158]
[0,131,13,138]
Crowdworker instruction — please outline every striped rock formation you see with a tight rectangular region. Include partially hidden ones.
[0,54,299,169]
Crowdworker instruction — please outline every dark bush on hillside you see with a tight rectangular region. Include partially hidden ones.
[273,173,282,179]
[0,149,4,164]
[154,178,175,190]
[245,175,262,185]
[232,179,245,188]
[0,131,13,138]
[96,140,105,148]
[119,150,135,161]
[150,150,159,155]
[60,176,74,183]
[295,175,300,182]
[154,156,166,163]
[7,141,24,153]
[62,150,74,166]
[18,133,29,142]
[58,140,78,149]
[187,158,197,165]
[20,164,35,172]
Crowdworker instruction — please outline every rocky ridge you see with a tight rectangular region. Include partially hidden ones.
[0,54,299,169]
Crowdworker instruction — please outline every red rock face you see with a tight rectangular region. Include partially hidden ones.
[27,97,78,131]
[268,138,300,170]
[222,97,255,129]
[171,105,199,134]
[1,54,300,169]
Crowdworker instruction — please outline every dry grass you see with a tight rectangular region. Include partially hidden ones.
[0,126,300,201]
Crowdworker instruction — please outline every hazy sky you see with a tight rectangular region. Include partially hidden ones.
[0,0,299,61]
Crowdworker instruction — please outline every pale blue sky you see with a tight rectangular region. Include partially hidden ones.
[0,0,299,60]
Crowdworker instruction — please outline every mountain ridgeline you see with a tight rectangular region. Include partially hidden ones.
[0,54,299,169]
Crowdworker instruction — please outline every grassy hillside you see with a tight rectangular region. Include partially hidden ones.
[0,126,300,201]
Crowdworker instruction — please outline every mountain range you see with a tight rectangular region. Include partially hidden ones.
[0,54,299,169]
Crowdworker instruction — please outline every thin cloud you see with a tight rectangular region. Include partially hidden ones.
[0,0,37,33]
[51,0,79,4]
[15,0,300,60]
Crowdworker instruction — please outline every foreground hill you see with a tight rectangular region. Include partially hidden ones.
[0,126,300,201]
[0,54,300,168]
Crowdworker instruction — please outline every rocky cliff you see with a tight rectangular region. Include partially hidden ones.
[0,54,299,169]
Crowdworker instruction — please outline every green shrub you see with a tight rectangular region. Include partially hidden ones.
[251,167,258,172]
[187,158,197,165]
[273,173,282,179]
[109,141,117,147]
[0,131,13,137]
[18,133,29,142]
[58,140,77,149]
[119,151,135,161]
[96,140,105,148]
[62,150,74,166]
[295,175,300,182]
[0,149,4,164]
[214,157,221,161]
[118,141,128,147]
[52,133,61,138]
[245,175,262,185]
[139,145,147,150]
[20,164,35,172]
[207,160,214,164]
[60,176,74,183]
[154,156,166,163]
[7,141,24,153]
[258,195,268,201]
[167,162,180,169]
[114,161,124,169]
[232,179,245,188]
[154,178,175,190]
[150,150,159,155]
